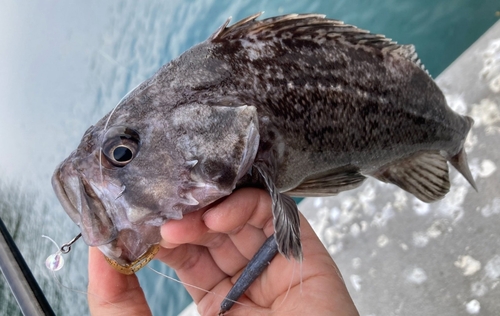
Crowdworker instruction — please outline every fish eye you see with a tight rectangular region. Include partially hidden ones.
[101,126,140,168]
[112,145,133,162]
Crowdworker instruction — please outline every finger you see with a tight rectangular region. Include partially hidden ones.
[203,188,274,269]
[207,223,266,275]
[156,188,274,308]
[202,188,274,235]
[159,208,250,276]
[248,214,356,314]
[204,231,250,275]
[160,188,273,274]
[160,188,272,253]
[159,207,209,248]
[196,277,262,316]
[88,247,152,316]
[155,243,229,304]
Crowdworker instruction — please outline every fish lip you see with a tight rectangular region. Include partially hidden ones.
[52,161,117,246]
[78,176,118,246]
[51,163,81,225]
[103,244,160,275]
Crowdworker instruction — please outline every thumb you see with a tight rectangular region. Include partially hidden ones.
[88,246,152,316]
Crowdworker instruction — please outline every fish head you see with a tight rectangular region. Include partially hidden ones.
[52,96,260,273]
[52,120,186,270]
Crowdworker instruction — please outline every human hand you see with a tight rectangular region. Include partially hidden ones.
[88,188,359,315]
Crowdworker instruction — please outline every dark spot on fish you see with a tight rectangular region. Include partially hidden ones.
[415,116,426,126]
[268,130,276,141]
[199,159,236,189]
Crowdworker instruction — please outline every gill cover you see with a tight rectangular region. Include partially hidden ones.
[169,104,260,208]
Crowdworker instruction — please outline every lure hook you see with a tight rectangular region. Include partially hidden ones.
[60,233,82,254]
[42,233,82,272]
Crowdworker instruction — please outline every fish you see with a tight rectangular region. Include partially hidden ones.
[52,12,477,314]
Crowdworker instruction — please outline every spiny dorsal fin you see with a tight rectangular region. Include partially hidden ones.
[392,44,430,76]
[210,13,429,75]
[372,151,450,203]
[209,12,263,40]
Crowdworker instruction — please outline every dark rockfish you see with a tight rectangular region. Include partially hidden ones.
[52,12,476,313]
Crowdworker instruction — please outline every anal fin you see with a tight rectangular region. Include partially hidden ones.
[372,151,450,203]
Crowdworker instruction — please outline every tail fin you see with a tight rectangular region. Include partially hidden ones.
[449,116,477,191]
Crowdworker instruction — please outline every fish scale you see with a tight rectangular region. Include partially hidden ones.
[52,12,477,314]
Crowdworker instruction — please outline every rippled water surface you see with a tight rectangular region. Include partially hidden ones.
[0,1,498,315]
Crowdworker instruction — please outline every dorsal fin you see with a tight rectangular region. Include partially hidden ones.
[210,13,429,75]
[392,44,429,76]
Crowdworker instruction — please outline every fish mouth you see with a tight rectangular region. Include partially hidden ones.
[52,164,117,246]
[52,162,161,272]
[103,244,160,275]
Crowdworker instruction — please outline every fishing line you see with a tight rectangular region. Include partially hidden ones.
[145,265,283,315]
[41,235,122,310]
[299,257,303,294]
[137,230,301,314]
[146,258,302,315]
[250,257,300,316]
[42,265,122,310]
[145,266,251,308]
[118,236,257,313]
[42,233,298,315]
[99,80,142,185]
[121,237,252,310]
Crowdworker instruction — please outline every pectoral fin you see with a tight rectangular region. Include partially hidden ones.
[372,151,450,203]
[254,164,302,261]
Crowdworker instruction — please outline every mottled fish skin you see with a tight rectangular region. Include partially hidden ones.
[118,13,473,192]
[52,13,476,276]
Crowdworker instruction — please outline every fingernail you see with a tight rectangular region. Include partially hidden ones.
[201,207,214,221]
[201,197,227,221]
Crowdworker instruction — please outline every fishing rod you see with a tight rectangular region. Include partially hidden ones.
[0,216,55,316]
